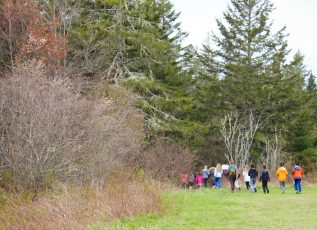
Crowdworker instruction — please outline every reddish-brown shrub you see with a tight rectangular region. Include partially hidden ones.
[0,0,66,71]
[141,138,197,182]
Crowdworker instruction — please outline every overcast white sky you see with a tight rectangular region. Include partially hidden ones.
[170,0,317,75]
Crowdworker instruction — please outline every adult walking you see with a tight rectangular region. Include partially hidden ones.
[214,164,223,189]
[228,162,237,193]
[292,163,304,194]
[248,164,258,192]
[202,166,210,188]
[276,163,288,194]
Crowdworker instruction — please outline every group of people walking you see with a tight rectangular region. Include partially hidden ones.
[181,162,241,193]
[181,162,304,194]
[244,164,270,193]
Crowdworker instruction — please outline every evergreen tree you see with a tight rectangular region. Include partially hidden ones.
[267,52,307,126]
[197,0,313,165]
[66,0,187,82]
[307,72,317,95]
[212,0,289,77]
[205,0,290,113]
[179,45,202,78]
[198,39,218,78]
[112,0,197,144]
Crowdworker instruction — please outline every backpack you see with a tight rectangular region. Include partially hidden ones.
[228,165,236,177]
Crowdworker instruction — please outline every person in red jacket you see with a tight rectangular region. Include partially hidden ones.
[292,163,304,194]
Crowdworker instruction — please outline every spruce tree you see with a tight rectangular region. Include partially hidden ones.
[204,0,290,113]
[212,0,289,77]
[66,0,183,81]
[197,0,313,165]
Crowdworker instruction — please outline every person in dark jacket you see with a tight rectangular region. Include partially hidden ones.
[259,165,270,194]
[248,164,258,192]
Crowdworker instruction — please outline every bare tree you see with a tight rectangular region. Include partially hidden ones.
[261,126,283,173]
[220,110,262,171]
[0,61,92,194]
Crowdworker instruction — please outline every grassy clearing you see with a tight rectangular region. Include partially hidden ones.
[106,184,317,230]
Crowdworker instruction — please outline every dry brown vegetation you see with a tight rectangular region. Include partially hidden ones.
[142,139,196,181]
[0,60,195,229]
[0,1,196,228]
[1,61,104,193]
[0,0,66,72]
[0,181,161,230]
[0,61,150,193]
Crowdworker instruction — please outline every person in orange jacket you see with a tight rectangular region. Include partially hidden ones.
[292,163,304,194]
[276,163,288,193]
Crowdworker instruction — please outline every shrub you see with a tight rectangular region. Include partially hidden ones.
[142,138,197,182]
[0,61,145,194]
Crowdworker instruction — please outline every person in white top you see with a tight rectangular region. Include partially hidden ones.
[243,165,251,190]
[214,163,223,189]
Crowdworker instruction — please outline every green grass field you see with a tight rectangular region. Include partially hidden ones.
[103,184,317,230]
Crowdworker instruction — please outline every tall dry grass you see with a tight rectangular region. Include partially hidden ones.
[0,181,162,230]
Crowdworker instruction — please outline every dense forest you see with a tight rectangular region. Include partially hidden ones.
[1,0,317,196]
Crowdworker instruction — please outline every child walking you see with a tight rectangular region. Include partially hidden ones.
[228,162,237,193]
[248,164,258,192]
[259,165,270,194]
[276,163,288,193]
[243,165,251,190]
[195,172,203,189]
[209,167,216,188]
[202,166,210,188]
[181,172,189,189]
[214,164,223,189]
[188,171,195,189]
